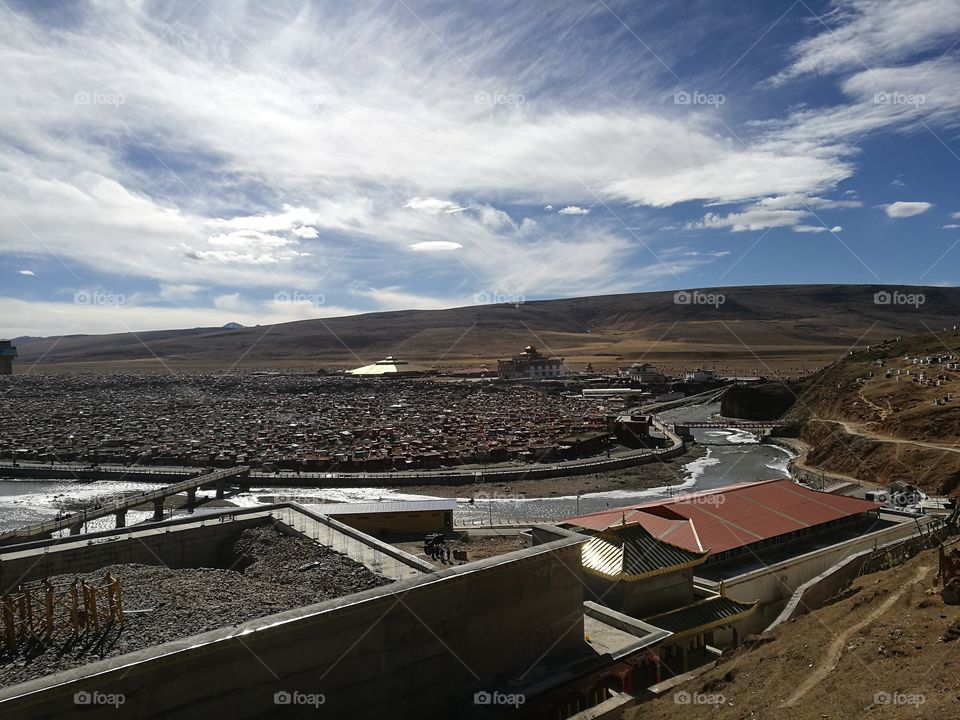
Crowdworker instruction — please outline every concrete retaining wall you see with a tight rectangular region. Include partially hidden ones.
[0,466,196,482]
[0,517,264,592]
[704,518,925,636]
[0,534,588,720]
[767,522,948,631]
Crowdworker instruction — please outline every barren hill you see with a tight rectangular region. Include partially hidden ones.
[11,284,960,373]
[635,547,956,720]
[782,328,960,495]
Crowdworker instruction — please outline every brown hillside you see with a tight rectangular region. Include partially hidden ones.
[785,329,960,494]
[634,547,960,720]
[12,285,960,372]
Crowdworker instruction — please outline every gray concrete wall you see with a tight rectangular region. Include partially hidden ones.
[0,518,264,592]
[0,535,589,720]
[767,523,948,632]
[701,518,924,637]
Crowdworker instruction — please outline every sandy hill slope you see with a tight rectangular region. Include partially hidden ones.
[634,546,958,720]
[11,284,960,371]
[777,329,960,494]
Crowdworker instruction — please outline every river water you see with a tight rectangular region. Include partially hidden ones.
[0,402,792,533]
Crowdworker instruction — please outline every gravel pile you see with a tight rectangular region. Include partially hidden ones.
[0,525,392,686]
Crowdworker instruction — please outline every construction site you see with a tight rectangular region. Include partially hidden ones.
[0,455,953,720]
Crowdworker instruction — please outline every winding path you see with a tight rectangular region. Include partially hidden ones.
[817,418,960,455]
[782,564,931,707]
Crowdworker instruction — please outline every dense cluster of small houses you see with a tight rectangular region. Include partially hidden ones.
[0,373,621,471]
[853,351,959,407]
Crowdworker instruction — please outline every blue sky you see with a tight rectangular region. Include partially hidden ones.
[2,0,959,336]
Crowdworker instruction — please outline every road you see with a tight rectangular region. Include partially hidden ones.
[818,418,960,455]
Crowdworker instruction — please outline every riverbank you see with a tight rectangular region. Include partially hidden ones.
[402,444,707,499]
[764,436,880,490]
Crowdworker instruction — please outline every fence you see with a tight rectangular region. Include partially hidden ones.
[1,572,123,651]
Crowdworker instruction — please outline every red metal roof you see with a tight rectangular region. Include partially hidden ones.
[565,479,880,555]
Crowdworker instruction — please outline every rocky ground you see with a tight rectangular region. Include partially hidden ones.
[0,525,392,687]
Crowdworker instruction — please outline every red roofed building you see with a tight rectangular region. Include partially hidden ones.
[563,479,881,566]
[563,480,892,674]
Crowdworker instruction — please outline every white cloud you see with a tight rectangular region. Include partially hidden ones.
[691,208,808,232]
[206,205,319,233]
[792,224,843,234]
[544,205,554,211]
[158,283,202,301]
[403,197,467,214]
[408,241,463,252]
[477,206,515,229]
[190,230,308,265]
[769,0,960,85]
[17,269,35,276]
[885,201,933,218]
[291,226,319,239]
[942,224,960,229]
[754,194,861,210]
[0,295,361,336]
[558,205,590,215]
[951,212,960,219]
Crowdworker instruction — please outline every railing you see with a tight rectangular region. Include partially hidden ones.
[0,467,249,541]
[269,506,427,581]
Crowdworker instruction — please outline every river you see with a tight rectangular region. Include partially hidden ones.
[0,402,793,533]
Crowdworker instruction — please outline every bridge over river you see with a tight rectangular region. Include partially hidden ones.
[672,420,785,440]
[0,466,249,543]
